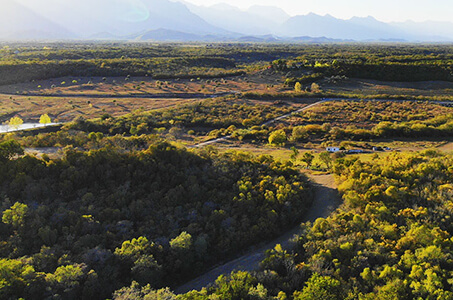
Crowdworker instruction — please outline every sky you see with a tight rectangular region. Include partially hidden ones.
[181,0,453,22]
[14,0,453,23]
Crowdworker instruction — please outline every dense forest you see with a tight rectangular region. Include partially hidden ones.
[112,151,453,300]
[3,43,453,86]
[0,140,312,299]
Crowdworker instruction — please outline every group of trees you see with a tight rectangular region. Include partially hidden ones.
[0,57,241,86]
[0,141,313,299]
[65,98,294,137]
[272,45,453,86]
[4,114,51,131]
[7,98,452,154]
[128,150,453,300]
[260,101,453,145]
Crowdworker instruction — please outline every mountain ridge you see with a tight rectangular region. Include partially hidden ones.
[3,0,453,42]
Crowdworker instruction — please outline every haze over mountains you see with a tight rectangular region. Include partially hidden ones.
[2,0,453,42]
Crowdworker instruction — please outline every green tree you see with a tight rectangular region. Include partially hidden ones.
[131,255,162,286]
[311,83,321,93]
[46,264,88,299]
[301,152,314,169]
[290,146,299,161]
[214,271,258,300]
[2,202,28,229]
[113,281,177,300]
[0,258,42,299]
[115,236,155,260]
[0,140,23,161]
[268,130,287,146]
[319,151,333,170]
[170,231,192,250]
[294,273,343,300]
[295,82,302,93]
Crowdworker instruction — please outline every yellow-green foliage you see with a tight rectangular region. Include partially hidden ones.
[39,114,52,125]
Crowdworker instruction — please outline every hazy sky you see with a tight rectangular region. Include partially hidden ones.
[15,0,453,23]
[182,0,453,22]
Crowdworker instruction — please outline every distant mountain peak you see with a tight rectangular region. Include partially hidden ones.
[2,0,453,42]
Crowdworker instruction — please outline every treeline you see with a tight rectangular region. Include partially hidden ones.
[0,57,238,85]
[122,150,453,299]
[0,44,298,63]
[321,62,453,82]
[285,61,453,86]
[287,115,453,142]
[0,140,313,299]
[270,45,453,85]
[5,43,453,85]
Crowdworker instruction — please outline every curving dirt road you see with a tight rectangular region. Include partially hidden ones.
[174,173,341,294]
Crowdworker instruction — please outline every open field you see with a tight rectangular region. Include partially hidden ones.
[0,70,290,123]
[0,72,288,96]
[0,93,200,123]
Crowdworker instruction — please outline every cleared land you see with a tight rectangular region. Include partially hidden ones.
[322,78,453,99]
[0,72,288,123]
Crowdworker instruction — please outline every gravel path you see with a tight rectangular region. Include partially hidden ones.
[174,173,341,294]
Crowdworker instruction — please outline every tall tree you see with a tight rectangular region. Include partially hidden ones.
[295,82,302,93]
[319,151,333,169]
[301,152,314,169]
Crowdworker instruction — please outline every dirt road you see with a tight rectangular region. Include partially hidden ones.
[174,173,341,294]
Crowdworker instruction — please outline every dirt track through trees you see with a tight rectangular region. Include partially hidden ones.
[174,173,341,294]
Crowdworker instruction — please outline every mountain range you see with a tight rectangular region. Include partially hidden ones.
[2,0,453,42]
